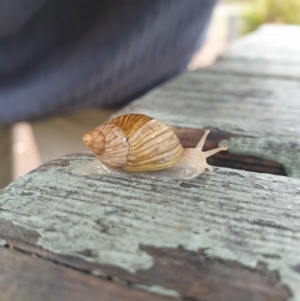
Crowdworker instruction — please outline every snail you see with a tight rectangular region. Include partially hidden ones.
[80,114,227,180]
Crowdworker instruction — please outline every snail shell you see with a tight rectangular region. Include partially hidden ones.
[83,114,183,171]
[82,113,227,179]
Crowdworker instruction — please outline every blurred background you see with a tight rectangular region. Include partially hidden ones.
[12,0,300,180]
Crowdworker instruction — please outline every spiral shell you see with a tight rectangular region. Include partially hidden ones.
[83,114,183,171]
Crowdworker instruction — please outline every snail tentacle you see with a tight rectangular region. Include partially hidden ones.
[196,129,210,150]
[203,145,227,158]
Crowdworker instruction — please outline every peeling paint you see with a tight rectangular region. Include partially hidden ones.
[131,284,180,298]
[91,270,108,278]
[0,239,7,246]
[0,155,300,300]
[0,218,40,244]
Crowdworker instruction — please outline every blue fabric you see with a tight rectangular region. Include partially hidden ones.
[0,0,217,124]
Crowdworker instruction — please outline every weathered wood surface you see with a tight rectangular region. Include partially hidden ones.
[127,25,300,177]
[218,24,300,79]
[0,247,178,301]
[0,154,300,301]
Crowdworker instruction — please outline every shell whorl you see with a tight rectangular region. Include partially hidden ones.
[83,114,184,171]
[84,123,129,169]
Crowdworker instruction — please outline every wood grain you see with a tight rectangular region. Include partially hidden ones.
[0,241,291,301]
[0,154,299,300]
[0,247,173,301]
[220,24,300,79]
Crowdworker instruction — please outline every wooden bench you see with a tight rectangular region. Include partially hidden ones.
[1,25,300,301]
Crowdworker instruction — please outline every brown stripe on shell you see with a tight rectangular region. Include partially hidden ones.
[126,144,183,168]
[128,121,167,149]
[123,119,183,171]
[107,114,152,139]
[129,122,176,153]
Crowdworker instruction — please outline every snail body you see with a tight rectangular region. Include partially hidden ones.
[82,114,227,180]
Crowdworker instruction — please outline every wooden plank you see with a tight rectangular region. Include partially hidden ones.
[0,154,299,300]
[210,58,300,80]
[0,241,291,301]
[216,25,300,79]
[222,25,300,64]
[0,247,173,301]
[117,67,300,178]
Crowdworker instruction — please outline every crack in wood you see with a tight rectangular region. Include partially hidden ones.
[251,219,294,232]
[170,126,287,176]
